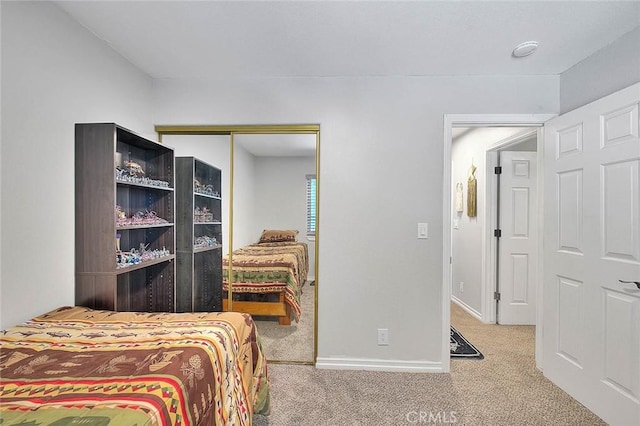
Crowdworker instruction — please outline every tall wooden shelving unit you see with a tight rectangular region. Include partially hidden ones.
[175,157,223,312]
[75,123,176,312]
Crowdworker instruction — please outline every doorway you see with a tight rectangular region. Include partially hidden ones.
[450,127,536,321]
[442,114,554,372]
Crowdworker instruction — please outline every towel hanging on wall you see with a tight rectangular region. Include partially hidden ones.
[467,164,477,217]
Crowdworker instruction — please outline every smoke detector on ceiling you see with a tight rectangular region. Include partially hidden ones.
[512,41,539,58]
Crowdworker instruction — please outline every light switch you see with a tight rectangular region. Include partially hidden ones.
[418,222,428,239]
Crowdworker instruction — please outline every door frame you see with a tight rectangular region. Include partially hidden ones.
[442,114,555,373]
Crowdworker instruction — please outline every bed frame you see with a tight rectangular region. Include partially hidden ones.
[222,291,292,325]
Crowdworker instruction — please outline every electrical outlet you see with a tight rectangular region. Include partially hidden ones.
[460,281,464,292]
[377,328,389,346]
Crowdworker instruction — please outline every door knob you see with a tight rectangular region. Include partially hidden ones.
[619,280,640,289]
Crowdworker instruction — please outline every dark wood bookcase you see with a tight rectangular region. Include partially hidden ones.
[75,123,176,312]
[175,157,223,312]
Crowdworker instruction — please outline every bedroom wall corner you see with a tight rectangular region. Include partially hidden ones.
[0,1,154,329]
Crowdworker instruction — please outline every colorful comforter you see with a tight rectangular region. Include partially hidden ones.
[222,242,309,322]
[0,306,270,425]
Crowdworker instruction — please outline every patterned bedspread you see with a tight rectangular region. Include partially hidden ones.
[0,306,270,425]
[222,242,309,322]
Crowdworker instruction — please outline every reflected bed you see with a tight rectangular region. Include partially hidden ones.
[223,238,308,326]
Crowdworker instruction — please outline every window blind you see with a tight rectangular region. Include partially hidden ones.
[306,174,316,236]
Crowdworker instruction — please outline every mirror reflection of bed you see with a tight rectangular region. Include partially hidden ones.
[222,229,308,327]
[162,129,317,364]
[230,133,316,363]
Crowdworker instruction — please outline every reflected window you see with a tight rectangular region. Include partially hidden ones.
[306,174,316,237]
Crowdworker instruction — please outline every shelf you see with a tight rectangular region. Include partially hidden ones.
[116,180,174,191]
[194,244,223,254]
[75,123,176,313]
[117,223,174,230]
[175,156,223,313]
[115,254,175,274]
[194,192,222,200]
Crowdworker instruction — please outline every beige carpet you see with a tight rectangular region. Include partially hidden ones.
[253,282,315,362]
[253,302,605,425]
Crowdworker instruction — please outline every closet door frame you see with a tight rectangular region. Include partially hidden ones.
[156,124,320,365]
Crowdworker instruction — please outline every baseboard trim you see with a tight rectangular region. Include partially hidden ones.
[315,357,443,373]
[451,296,482,321]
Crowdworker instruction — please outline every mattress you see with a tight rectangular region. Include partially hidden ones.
[0,306,270,425]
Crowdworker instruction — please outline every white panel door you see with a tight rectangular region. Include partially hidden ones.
[498,151,537,325]
[543,83,640,425]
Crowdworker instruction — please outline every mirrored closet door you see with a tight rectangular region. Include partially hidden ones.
[157,125,319,364]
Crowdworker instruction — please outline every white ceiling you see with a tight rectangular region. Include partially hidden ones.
[52,1,639,156]
[55,1,640,80]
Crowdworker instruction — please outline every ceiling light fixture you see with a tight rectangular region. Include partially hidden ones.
[512,41,539,58]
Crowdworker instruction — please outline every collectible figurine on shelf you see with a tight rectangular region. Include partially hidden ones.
[194,178,203,191]
[117,209,168,227]
[116,249,141,269]
[203,184,216,196]
[116,206,126,219]
[194,235,219,249]
[123,160,145,177]
[194,206,214,222]
[194,178,219,197]
[115,161,169,188]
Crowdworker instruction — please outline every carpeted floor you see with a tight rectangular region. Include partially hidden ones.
[253,281,315,362]
[253,302,605,425]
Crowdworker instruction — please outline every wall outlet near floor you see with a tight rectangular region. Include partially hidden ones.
[377,328,389,346]
[460,281,464,292]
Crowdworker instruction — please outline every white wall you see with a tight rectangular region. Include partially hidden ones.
[0,1,154,329]
[451,129,534,317]
[560,26,640,114]
[231,143,258,249]
[153,76,559,367]
[254,156,317,280]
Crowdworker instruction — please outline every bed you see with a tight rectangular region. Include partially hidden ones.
[0,306,270,425]
[222,230,309,326]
